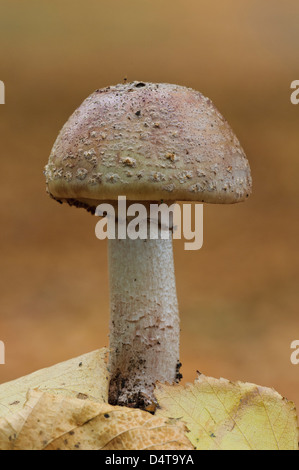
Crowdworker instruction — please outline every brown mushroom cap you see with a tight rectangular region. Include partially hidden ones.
[45,82,252,210]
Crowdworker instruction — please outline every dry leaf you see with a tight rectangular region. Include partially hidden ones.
[155,374,298,450]
[0,350,297,450]
[0,349,109,419]
[0,390,193,450]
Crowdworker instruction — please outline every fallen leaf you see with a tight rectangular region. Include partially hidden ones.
[0,351,297,450]
[155,374,298,450]
[0,349,109,419]
[0,390,193,450]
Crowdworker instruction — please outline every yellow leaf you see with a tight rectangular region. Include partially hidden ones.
[0,390,193,450]
[155,374,298,450]
[0,349,109,419]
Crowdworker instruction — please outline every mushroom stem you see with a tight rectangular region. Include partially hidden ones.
[108,220,180,409]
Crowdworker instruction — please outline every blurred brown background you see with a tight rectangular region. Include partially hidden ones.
[0,0,298,406]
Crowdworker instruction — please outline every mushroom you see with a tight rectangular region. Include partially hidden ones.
[44,82,252,409]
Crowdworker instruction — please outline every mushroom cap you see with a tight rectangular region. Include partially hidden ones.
[45,82,252,210]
